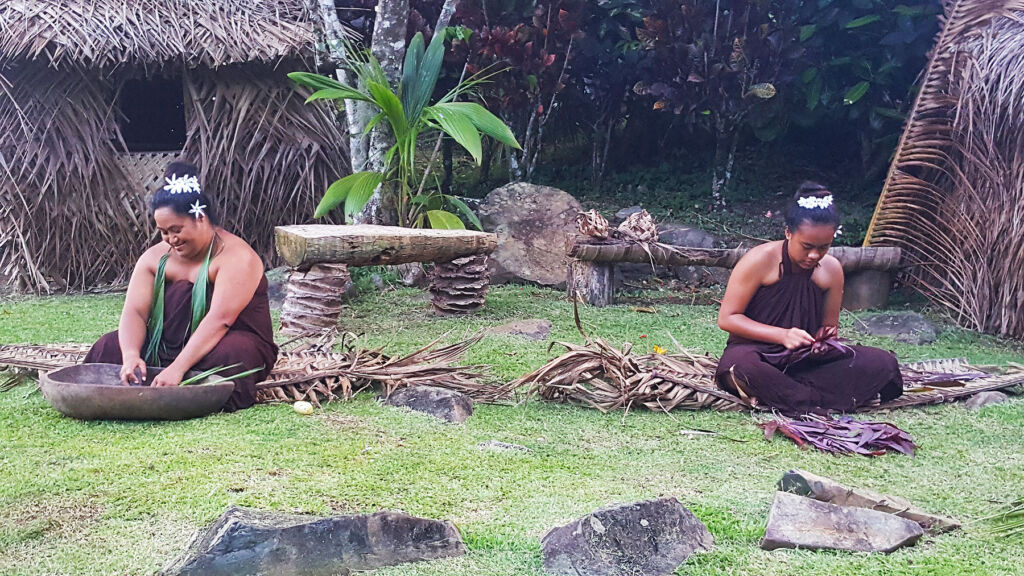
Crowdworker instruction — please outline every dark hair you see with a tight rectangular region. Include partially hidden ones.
[784,181,840,231]
[149,160,219,225]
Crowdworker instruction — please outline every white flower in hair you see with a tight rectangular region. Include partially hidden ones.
[188,200,207,219]
[163,174,201,195]
[797,194,833,210]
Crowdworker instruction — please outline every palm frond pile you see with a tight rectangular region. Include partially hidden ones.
[258,333,503,406]
[865,1,1024,337]
[515,337,749,413]
[759,414,917,457]
[0,336,505,406]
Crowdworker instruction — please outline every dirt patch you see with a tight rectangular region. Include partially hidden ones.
[0,499,103,545]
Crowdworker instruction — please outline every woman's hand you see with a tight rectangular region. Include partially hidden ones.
[151,364,186,387]
[781,327,815,350]
[120,356,147,385]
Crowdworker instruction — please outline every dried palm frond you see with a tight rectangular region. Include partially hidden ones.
[759,414,917,457]
[616,209,659,243]
[576,210,610,239]
[513,326,748,413]
[866,1,1024,337]
[0,369,31,393]
[256,332,503,406]
[0,1,336,69]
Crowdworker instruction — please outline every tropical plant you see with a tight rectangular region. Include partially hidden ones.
[289,28,521,229]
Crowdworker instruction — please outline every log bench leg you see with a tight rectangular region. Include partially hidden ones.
[842,270,892,310]
[430,254,491,314]
[567,260,614,307]
[279,263,352,336]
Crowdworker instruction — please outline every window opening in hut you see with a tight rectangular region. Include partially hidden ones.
[118,76,186,152]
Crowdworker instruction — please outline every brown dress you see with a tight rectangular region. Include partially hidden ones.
[715,241,903,415]
[85,275,278,412]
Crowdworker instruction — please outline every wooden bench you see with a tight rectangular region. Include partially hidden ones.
[274,225,498,334]
[566,237,902,309]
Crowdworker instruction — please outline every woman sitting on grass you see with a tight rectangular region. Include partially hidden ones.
[85,160,277,411]
[715,182,903,415]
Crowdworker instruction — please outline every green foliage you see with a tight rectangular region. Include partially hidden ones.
[290,29,521,229]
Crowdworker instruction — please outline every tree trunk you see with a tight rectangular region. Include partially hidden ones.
[357,0,409,225]
[315,1,371,174]
[442,136,453,195]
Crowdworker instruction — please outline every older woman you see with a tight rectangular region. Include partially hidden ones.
[85,161,277,411]
[715,182,903,415]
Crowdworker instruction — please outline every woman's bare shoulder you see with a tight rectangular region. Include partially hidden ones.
[738,241,782,269]
[216,231,263,270]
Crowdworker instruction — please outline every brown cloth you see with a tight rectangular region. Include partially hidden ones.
[85,275,279,412]
[715,241,903,415]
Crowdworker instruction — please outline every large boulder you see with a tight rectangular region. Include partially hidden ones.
[541,498,713,576]
[477,182,582,286]
[161,506,466,576]
[761,492,924,553]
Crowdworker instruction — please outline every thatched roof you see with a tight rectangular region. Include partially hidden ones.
[0,0,322,68]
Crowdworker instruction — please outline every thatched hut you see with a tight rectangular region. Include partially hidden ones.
[0,0,348,292]
[865,0,1024,338]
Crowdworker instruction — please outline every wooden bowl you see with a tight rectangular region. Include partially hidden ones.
[40,363,234,421]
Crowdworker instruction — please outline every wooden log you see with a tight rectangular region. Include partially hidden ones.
[569,240,902,273]
[275,224,498,268]
[567,260,613,307]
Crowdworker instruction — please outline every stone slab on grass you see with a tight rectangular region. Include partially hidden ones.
[762,492,923,553]
[162,506,465,576]
[541,498,713,576]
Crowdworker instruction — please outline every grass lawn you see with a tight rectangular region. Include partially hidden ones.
[1,284,1023,575]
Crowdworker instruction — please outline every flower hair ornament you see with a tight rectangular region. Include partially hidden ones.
[163,174,201,195]
[188,200,207,219]
[797,194,833,210]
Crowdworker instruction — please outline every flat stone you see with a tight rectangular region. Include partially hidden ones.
[762,492,923,553]
[487,319,552,341]
[778,469,959,534]
[858,312,938,344]
[477,182,582,287]
[478,440,532,452]
[964,391,1010,410]
[161,506,465,576]
[383,385,473,423]
[541,498,713,576]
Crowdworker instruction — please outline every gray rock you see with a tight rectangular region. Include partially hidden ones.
[614,205,643,223]
[762,492,923,553]
[265,266,290,309]
[478,440,532,452]
[383,386,474,423]
[858,312,938,344]
[477,182,583,287]
[370,273,386,291]
[161,506,465,576]
[541,498,713,576]
[487,319,552,341]
[964,391,1010,410]
[394,263,429,288]
[658,225,716,249]
[778,469,959,534]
